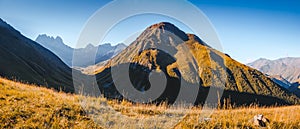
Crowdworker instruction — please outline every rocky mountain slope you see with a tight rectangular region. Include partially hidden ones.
[93,22,299,106]
[266,75,291,89]
[0,19,74,92]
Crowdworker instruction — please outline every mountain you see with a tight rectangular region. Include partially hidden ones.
[35,34,73,66]
[266,75,291,89]
[289,79,300,97]
[0,19,73,92]
[92,22,299,106]
[35,34,126,67]
[248,57,300,83]
[248,57,300,97]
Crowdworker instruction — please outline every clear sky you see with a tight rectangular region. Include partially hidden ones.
[0,0,299,63]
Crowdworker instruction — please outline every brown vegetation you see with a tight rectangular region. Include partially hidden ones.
[1,78,300,128]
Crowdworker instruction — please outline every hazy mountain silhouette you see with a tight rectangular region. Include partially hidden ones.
[93,22,299,106]
[0,18,74,92]
[35,34,126,67]
[248,57,300,97]
[248,57,300,83]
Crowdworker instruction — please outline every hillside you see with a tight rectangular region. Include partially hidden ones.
[94,22,299,106]
[266,75,291,89]
[0,19,73,92]
[0,77,101,128]
[1,77,300,128]
[35,34,126,67]
[289,79,300,97]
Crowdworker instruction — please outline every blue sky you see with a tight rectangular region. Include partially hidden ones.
[0,0,299,63]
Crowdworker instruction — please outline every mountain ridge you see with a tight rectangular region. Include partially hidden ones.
[248,57,300,83]
[93,22,299,106]
[0,18,74,92]
[35,34,126,67]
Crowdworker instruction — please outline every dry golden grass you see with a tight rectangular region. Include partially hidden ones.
[176,105,300,129]
[0,78,101,129]
[1,77,300,129]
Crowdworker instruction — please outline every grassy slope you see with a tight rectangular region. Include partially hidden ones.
[184,40,299,105]
[1,77,300,129]
[0,78,100,129]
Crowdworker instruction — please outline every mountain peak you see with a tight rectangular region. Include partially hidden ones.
[115,43,126,48]
[85,43,96,49]
[258,58,270,61]
[55,36,63,42]
[36,34,65,46]
[136,22,189,45]
[37,34,48,37]
[37,34,54,41]
[147,22,176,30]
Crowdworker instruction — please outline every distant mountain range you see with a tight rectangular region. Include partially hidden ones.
[35,34,126,67]
[93,22,299,106]
[248,57,300,97]
[248,57,300,82]
[0,18,74,92]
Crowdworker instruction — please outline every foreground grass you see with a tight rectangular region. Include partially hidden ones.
[0,78,300,129]
[0,78,101,129]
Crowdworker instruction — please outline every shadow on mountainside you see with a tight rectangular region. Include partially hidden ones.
[95,63,292,107]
